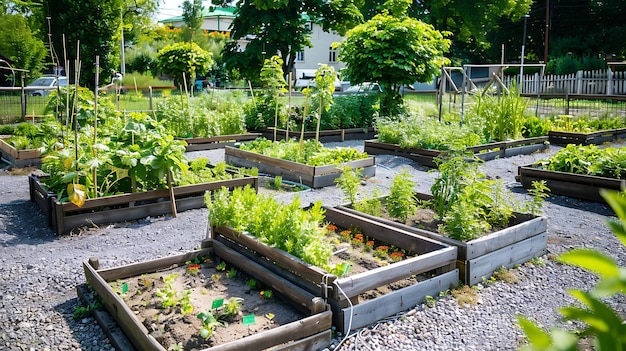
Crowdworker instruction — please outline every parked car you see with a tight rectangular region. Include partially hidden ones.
[26,76,68,96]
[342,82,382,93]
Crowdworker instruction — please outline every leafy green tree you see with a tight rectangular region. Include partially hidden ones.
[181,0,204,43]
[0,13,47,83]
[213,0,363,82]
[44,0,123,88]
[339,0,450,116]
[156,42,212,90]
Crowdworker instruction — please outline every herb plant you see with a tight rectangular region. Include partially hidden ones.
[386,169,417,222]
[239,137,369,166]
[538,144,626,179]
[205,185,338,272]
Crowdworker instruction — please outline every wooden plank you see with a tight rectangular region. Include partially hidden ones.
[76,284,136,351]
[96,248,214,281]
[335,248,457,299]
[212,231,325,296]
[339,269,458,332]
[324,207,447,254]
[518,165,624,202]
[226,146,313,175]
[212,240,326,314]
[212,226,328,287]
[208,311,332,351]
[269,330,332,351]
[466,233,547,285]
[465,216,547,260]
[83,260,166,351]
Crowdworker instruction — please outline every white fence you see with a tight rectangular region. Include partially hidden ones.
[504,69,626,95]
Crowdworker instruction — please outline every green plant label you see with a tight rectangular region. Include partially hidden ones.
[121,283,128,294]
[211,298,224,309]
[243,314,255,325]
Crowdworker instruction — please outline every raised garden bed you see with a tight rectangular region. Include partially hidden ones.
[0,137,41,168]
[81,241,332,351]
[211,206,458,333]
[261,127,376,143]
[29,174,258,235]
[182,133,262,152]
[364,136,549,168]
[224,145,375,188]
[516,165,625,203]
[334,193,548,286]
[548,127,626,146]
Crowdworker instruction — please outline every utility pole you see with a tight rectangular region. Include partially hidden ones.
[544,0,550,63]
[519,13,529,94]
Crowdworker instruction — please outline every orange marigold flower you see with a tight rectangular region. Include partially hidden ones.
[340,230,352,237]
[366,240,375,247]
[327,224,338,232]
[376,245,389,253]
[389,251,404,261]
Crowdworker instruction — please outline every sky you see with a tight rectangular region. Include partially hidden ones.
[155,0,215,21]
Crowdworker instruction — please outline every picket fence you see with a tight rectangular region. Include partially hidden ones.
[504,69,626,95]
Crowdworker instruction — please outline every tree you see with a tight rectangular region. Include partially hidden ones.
[0,13,47,82]
[156,42,212,90]
[181,0,204,43]
[44,0,123,88]
[339,0,450,116]
[213,0,363,83]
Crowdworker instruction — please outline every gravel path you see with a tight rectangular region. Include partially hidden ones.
[0,140,625,351]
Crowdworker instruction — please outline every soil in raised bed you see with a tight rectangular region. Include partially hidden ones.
[111,255,306,350]
[325,224,427,302]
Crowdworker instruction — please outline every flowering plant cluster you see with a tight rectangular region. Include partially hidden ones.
[325,224,410,263]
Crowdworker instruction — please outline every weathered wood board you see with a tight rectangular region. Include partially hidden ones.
[261,127,376,143]
[548,128,626,146]
[182,133,262,152]
[364,137,549,168]
[211,206,459,333]
[82,243,332,351]
[0,137,41,168]
[517,164,625,202]
[335,193,548,286]
[224,146,376,188]
[29,174,258,234]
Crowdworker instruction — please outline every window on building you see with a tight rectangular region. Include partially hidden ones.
[329,46,337,63]
[305,21,312,31]
[296,51,305,62]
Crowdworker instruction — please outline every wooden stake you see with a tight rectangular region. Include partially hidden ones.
[167,169,178,218]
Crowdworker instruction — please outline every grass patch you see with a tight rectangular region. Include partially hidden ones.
[451,285,479,307]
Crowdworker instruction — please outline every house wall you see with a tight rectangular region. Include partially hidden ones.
[163,16,233,33]
[293,23,345,77]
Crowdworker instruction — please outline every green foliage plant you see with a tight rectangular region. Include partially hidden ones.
[239,137,369,166]
[339,0,451,117]
[538,144,626,179]
[386,169,417,222]
[155,274,180,309]
[205,185,336,271]
[468,84,529,142]
[197,310,223,340]
[157,42,213,91]
[335,166,363,204]
[518,189,626,350]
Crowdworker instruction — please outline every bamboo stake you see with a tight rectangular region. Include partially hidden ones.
[299,81,310,152]
[167,169,178,218]
[286,72,292,140]
[273,92,279,142]
[73,42,81,173]
[316,94,322,142]
[248,80,256,107]
[182,72,192,136]
[93,56,99,197]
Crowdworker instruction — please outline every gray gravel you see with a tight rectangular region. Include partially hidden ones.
[1,140,625,351]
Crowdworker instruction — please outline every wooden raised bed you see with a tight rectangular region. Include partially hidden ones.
[261,127,376,142]
[364,136,549,168]
[224,146,376,188]
[334,193,548,286]
[548,128,626,146]
[183,133,262,152]
[0,137,41,168]
[211,207,459,333]
[517,165,625,202]
[29,174,258,235]
[82,242,332,351]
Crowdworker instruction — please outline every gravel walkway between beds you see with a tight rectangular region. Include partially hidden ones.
[0,139,624,351]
